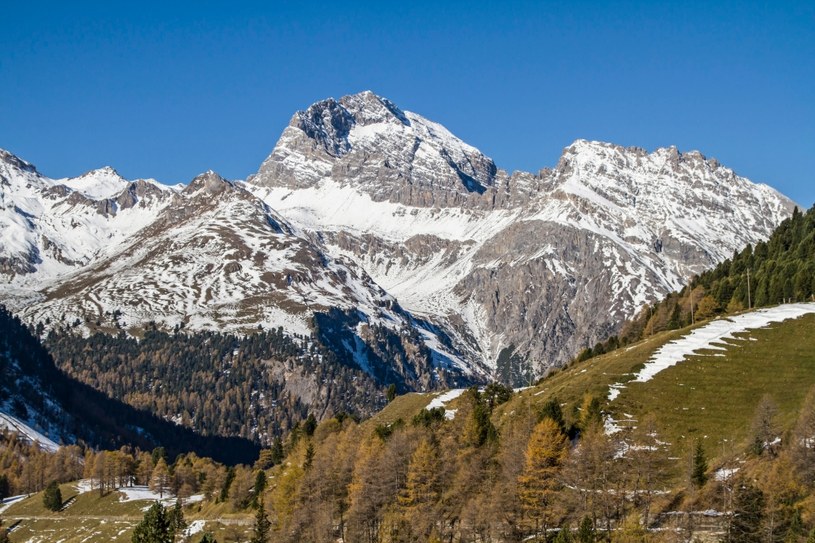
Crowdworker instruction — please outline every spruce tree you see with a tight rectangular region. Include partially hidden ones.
[252,471,267,508]
[576,516,594,543]
[0,475,9,500]
[250,500,271,543]
[168,500,186,538]
[132,502,172,543]
[690,442,708,489]
[43,480,63,512]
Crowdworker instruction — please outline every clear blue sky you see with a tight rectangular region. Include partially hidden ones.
[1,1,813,206]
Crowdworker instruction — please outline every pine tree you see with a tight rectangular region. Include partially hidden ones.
[132,502,172,543]
[42,480,62,512]
[270,438,284,465]
[0,475,9,500]
[199,533,218,543]
[251,470,267,508]
[554,525,573,543]
[576,515,594,543]
[250,500,272,543]
[304,443,315,471]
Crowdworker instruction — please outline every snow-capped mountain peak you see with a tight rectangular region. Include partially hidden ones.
[0,94,798,383]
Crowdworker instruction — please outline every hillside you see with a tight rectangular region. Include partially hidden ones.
[578,204,815,361]
[3,304,815,542]
[248,304,815,542]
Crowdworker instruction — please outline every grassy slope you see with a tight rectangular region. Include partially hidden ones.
[2,482,252,543]
[500,310,815,464]
[361,310,815,464]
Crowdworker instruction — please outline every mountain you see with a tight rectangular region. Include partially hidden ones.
[247,91,795,379]
[0,92,796,389]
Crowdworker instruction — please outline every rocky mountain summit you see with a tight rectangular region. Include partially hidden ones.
[0,91,797,385]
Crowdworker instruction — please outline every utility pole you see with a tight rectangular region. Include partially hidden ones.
[746,269,751,310]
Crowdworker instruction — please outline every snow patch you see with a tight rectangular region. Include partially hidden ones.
[633,303,815,383]
[426,388,466,419]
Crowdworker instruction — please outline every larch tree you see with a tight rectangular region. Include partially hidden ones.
[791,386,815,486]
[518,417,569,539]
[627,413,668,527]
[150,458,171,499]
[750,394,780,456]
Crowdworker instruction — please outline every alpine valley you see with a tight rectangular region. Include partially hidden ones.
[0,91,797,444]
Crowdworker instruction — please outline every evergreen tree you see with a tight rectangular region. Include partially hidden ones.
[304,442,315,471]
[252,470,267,508]
[168,500,186,539]
[554,525,574,543]
[690,441,708,489]
[219,466,235,503]
[303,414,318,437]
[250,500,272,543]
[576,516,594,543]
[0,475,9,500]
[199,533,218,543]
[132,502,172,543]
[539,397,567,434]
[270,437,284,465]
[42,480,62,512]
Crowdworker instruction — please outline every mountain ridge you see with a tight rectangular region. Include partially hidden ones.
[0,91,797,385]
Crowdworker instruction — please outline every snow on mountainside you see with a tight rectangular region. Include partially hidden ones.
[246,92,796,379]
[0,91,798,383]
[0,149,176,297]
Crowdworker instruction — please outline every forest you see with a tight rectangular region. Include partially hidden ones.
[0,307,259,464]
[4,381,815,543]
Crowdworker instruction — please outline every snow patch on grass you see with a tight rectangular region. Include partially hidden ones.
[426,388,467,420]
[633,303,815,383]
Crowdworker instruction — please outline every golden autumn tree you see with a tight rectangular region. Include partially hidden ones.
[518,417,569,539]
[149,457,171,499]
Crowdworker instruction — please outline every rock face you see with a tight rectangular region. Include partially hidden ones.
[252,91,499,207]
[0,91,798,385]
